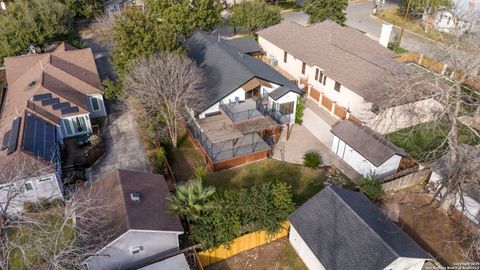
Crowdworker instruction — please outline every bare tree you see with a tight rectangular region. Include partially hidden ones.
[0,185,115,270]
[90,14,116,49]
[124,53,206,149]
[374,9,480,215]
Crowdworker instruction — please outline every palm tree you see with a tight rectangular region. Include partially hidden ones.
[167,180,216,225]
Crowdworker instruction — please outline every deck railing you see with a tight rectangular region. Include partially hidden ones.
[219,100,261,122]
[255,98,291,125]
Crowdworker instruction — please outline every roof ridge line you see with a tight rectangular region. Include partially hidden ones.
[211,35,256,79]
[328,41,391,72]
[329,188,400,258]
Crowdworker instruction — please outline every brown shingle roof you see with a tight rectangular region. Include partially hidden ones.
[0,42,102,162]
[331,120,407,166]
[257,21,407,104]
[83,169,183,240]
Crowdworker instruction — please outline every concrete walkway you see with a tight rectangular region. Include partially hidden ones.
[273,124,361,183]
[86,101,151,181]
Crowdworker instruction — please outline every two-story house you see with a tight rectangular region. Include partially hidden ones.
[257,20,441,134]
[0,42,107,213]
[186,32,303,171]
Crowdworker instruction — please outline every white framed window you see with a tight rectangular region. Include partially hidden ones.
[63,119,73,135]
[90,96,101,112]
[129,245,144,255]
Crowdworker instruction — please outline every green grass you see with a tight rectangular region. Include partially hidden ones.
[8,211,75,270]
[388,42,409,53]
[377,8,445,43]
[167,131,205,183]
[275,240,308,270]
[270,1,301,11]
[206,159,326,205]
[386,121,480,162]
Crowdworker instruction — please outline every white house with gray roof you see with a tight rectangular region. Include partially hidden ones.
[330,120,408,177]
[289,187,431,270]
[257,21,441,134]
[185,32,302,170]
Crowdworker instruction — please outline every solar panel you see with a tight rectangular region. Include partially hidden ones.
[7,117,21,154]
[52,102,70,110]
[34,117,46,157]
[32,93,52,101]
[44,124,57,160]
[41,98,60,106]
[1,130,10,150]
[23,114,37,153]
[61,107,79,115]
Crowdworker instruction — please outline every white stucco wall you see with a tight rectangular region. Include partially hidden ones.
[0,172,63,214]
[332,135,402,177]
[429,172,480,224]
[384,257,428,270]
[289,225,326,270]
[269,91,299,123]
[87,94,107,118]
[85,230,183,270]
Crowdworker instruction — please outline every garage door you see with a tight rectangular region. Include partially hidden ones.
[302,108,334,147]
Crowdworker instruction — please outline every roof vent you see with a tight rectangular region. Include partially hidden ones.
[28,81,36,87]
[130,192,140,202]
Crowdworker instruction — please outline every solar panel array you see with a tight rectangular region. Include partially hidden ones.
[1,130,10,150]
[32,93,52,101]
[7,118,21,154]
[41,97,60,106]
[61,107,79,115]
[23,114,58,161]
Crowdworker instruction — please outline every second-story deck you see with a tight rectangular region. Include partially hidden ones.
[220,97,291,125]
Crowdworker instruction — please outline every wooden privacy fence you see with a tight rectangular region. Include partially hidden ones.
[198,221,290,267]
[396,52,480,91]
[381,168,431,192]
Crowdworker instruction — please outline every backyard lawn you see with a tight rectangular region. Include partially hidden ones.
[206,237,307,270]
[168,131,205,183]
[206,159,327,205]
[386,121,480,162]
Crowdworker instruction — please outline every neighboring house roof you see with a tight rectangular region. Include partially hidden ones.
[430,144,480,203]
[290,187,430,270]
[0,42,102,166]
[331,120,407,167]
[83,169,183,241]
[138,254,190,270]
[187,32,302,112]
[257,21,408,105]
[225,37,262,54]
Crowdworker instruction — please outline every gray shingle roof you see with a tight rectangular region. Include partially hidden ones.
[289,187,430,270]
[257,21,407,105]
[268,86,290,100]
[225,37,262,54]
[331,120,407,166]
[187,32,301,112]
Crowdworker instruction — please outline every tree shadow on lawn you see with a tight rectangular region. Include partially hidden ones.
[206,159,326,206]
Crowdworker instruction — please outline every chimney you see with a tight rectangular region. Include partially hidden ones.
[379,23,393,47]
[130,192,140,203]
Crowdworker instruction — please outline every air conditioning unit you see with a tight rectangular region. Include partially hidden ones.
[269,58,278,67]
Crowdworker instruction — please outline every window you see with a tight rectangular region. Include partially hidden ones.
[130,245,144,255]
[72,117,87,133]
[283,51,288,63]
[318,70,325,84]
[63,119,73,135]
[279,102,294,114]
[334,81,341,92]
[315,68,319,81]
[24,182,33,192]
[90,97,101,111]
[301,62,306,75]
[322,75,326,85]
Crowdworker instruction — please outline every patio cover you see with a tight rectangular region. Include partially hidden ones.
[235,116,279,134]
[197,114,244,144]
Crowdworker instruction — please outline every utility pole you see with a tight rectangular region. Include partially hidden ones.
[398,0,413,46]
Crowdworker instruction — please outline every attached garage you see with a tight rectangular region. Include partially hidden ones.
[330,120,407,177]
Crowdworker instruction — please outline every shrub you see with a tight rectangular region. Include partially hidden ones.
[359,172,383,201]
[295,97,305,125]
[193,165,208,183]
[102,79,124,100]
[303,152,322,169]
[151,147,166,174]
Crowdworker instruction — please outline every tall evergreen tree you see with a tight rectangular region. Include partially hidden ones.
[229,1,282,33]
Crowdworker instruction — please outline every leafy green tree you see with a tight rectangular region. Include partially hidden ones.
[295,97,305,124]
[191,197,242,250]
[303,152,323,169]
[167,180,216,224]
[229,1,282,33]
[303,0,348,25]
[146,0,223,37]
[359,172,384,201]
[111,8,180,79]
[63,0,102,18]
[0,0,77,65]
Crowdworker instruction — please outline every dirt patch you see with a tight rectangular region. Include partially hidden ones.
[379,186,474,266]
[206,237,307,270]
